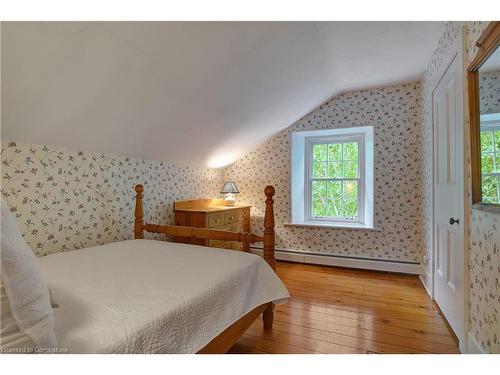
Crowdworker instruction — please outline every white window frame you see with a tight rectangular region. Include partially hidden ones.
[480,113,500,203]
[304,134,365,224]
[290,126,374,229]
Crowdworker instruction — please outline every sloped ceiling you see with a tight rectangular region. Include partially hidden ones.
[1,22,444,167]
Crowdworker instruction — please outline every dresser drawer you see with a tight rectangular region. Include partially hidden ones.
[208,213,225,227]
[242,209,249,222]
[208,239,242,251]
[208,223,242,250]
[208,211,243,227]
[224,211,243,225]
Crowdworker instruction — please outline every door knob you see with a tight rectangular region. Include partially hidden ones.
[449,217,460,225]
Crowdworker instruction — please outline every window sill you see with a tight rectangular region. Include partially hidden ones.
[284,222,380,231]
[472,203,500,213]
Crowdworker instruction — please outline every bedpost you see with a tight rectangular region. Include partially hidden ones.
[262,185,275,330]
[134,184,144,239]
[263,185,276,271]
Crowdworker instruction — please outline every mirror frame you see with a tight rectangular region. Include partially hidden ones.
[467,21,500,209]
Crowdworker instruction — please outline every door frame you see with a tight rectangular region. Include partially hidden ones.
[430,25,467,352]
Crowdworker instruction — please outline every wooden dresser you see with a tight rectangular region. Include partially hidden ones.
[173,199,251,252]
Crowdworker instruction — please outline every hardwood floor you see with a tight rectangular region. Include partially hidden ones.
[228,261,460,354]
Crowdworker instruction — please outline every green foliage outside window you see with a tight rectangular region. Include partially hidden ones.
[311,141,359,219]
[480,129,500,204]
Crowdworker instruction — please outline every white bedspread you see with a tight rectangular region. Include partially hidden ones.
[37,239,289,353]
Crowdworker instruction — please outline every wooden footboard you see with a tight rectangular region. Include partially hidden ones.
[134,184,276,338]
[197,304,267,354]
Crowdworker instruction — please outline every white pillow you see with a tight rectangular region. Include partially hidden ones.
[0,200,57,350]
[1,275,37,352]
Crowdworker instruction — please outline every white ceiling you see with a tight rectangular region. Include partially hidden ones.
[1,22,445,167]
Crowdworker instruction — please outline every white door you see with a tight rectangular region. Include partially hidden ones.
[433,52,464,343]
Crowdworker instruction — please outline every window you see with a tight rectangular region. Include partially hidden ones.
[307,135,364,222]
[291,127,374,228]
[480,113,500,204]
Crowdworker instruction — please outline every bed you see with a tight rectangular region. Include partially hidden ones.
[36,184,289,354]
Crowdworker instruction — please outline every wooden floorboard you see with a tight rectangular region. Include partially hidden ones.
[228,261,459,354]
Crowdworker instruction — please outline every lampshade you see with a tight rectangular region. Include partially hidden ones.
[220,182,239,194]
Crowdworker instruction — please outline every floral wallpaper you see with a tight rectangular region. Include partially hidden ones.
[420,21,499,353]
[222,81,423,263]
[479,70,500,114]
[466,22,500,354]
[0,141,222,256]
[469,209,500,352]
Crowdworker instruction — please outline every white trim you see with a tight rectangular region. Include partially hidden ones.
[419,265,433,297]
[291,126,374,228]
[284,222,380,230]
[250,246,421,275]
[428,23,466,301]
[430,25,467,351]
[459,27,470,356]
[479,118,500,203]
[466,332,487,354]
[479,112,500,124]
[304,134,365,224]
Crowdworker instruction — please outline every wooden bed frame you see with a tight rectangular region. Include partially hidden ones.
[134,184,277,354]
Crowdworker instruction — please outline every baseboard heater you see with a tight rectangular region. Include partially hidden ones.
[250,246,421,275]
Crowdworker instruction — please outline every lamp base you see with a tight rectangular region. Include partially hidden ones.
[224,193,236,206]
